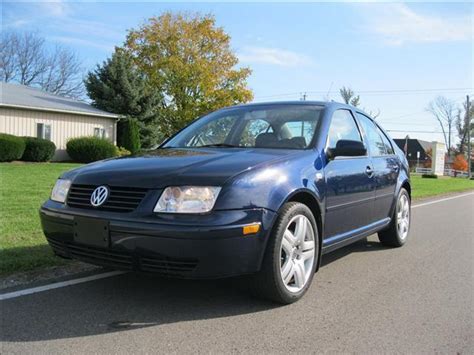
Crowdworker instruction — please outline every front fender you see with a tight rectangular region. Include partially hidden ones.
[213,152,324,213]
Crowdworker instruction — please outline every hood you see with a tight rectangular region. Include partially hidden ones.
[63,148,300,188]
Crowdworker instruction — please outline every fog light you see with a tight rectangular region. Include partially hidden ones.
[243,223,261,236]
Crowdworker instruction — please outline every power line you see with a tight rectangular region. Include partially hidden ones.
[381,122,436,126]
[254,87,473,100]
[386,129,444,134]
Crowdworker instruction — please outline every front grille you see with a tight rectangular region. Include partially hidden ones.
[48,237,133,268]
[47,237,198,276]
[67,184,148,212]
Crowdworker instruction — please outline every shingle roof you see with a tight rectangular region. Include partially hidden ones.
[0,82,118,119]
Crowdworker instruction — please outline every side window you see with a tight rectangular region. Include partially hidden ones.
[377,126,394,155]
[37,123,51,140]
[326,109,362,150]
[94,127,106,139]
[239,119,272,146]
[356,113,385,156]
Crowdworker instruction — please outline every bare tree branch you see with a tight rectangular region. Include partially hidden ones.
[0,32,84,99]
[426,96,457,155]
[0,33,18,82]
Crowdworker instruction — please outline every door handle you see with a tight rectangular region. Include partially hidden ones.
[366,166,374,177]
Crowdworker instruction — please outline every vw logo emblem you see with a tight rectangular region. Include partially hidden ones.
[90,186,109,207]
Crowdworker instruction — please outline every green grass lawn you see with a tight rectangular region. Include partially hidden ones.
[0,162,473,276]
[0,162,81,275]
[410,175,474,199]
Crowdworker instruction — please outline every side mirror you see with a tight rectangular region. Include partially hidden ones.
[327,139,367,159]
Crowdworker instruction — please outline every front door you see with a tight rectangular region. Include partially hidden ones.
[323,109,376,239]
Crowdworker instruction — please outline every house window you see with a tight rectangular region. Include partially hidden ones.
[37,123,51,140]
[94,127,106,139]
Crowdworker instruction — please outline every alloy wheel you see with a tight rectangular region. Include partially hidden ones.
[397,194,410,240]
[279,214,316,293]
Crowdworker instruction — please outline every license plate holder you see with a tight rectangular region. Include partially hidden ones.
[73,217,109,248]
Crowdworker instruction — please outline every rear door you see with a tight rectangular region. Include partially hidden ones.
[355,113,399,222]
[324,109,376,239]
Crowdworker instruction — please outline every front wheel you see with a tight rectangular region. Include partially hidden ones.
[378,188,411,247]
[252,202,319,304]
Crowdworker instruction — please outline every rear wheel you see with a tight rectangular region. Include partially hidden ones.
[252,202,319,304]
[378,188,411,247]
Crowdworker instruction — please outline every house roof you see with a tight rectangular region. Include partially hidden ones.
[0,82,118,119]
[393,138,432,152]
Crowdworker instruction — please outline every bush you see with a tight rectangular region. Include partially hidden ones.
[21,137,56,162]
[66,137,118,163]
[116,146,131,157]
[422,174,438,179]
[0,133,26,162]
[118,119,141,154]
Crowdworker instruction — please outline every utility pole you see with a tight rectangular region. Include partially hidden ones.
[300,92,307,101]
[467,95,472,179]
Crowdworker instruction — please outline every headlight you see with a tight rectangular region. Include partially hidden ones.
[154,186,221,213]
[51,179,72,203]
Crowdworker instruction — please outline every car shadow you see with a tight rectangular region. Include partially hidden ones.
[1,238,389,343]
[320,238,389,267]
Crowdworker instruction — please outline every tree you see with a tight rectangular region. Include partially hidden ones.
[0,32,84,98]
[452,154,468,172]
[339,86,360,107]
[119,118,141,154]
[85,49,163,147]
[124,12,253,137]
[339,86,379,118]
[455,102,474,154]
[427,96,457,156]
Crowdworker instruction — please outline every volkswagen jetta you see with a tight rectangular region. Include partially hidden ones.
[40,102,411,304]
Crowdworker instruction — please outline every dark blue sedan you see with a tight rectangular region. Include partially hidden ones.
[40,101,411,304]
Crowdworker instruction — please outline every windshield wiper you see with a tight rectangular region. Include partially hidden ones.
[198,143,240,148]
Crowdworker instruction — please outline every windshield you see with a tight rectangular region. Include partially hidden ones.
[163,105,323,150]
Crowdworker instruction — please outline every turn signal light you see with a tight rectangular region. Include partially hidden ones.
[243,223,261,236]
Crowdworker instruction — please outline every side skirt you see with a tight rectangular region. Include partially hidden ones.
[321,218,391,255]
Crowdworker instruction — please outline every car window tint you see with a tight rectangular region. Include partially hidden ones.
[239,119,273,147]
[377,125,394,155]
[356,113,386,156]
[186,115,237,147]
[326,109,362,149]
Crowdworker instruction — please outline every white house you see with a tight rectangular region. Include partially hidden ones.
[0,82,118,161]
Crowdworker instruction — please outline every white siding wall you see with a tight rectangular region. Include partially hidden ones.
[0,107,117,161]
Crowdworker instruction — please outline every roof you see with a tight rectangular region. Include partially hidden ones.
[393,138,432,152]
[0,82,118,119]
[231,100,376,118]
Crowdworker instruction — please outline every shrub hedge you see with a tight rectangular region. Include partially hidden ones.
[0,133,26,162]
[21,137,56,162]
[66,137,118,163]
[119,119,141,154]
[421,174,438,179]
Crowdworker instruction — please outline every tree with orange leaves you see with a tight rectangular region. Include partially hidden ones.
[452,154,468,172]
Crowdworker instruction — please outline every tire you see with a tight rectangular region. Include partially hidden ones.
[252,202,319,304]
[378,188,411,247]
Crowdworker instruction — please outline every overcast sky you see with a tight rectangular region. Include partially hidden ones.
[3,1,473,144]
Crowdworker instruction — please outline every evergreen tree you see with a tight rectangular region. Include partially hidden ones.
[85,49,163,148]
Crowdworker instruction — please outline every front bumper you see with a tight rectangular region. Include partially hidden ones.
[40,201,276,279]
